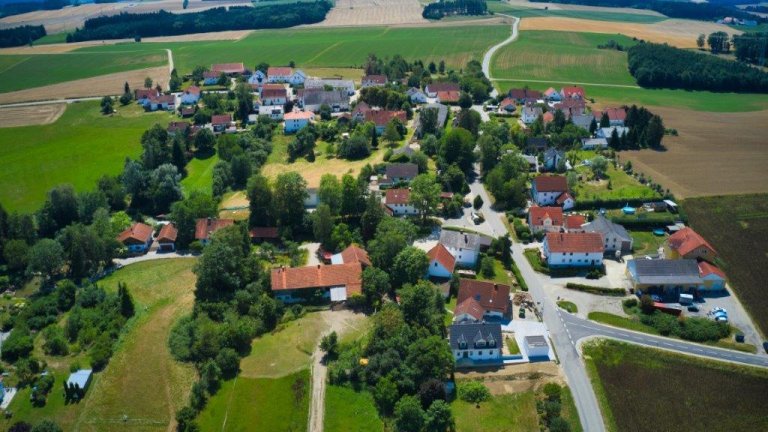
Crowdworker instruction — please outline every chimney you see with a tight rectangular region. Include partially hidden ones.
[464,234,468,244]
[317,264,321,269]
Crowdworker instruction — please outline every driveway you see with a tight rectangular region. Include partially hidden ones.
[302,242,321,266]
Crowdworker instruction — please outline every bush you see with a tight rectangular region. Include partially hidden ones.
[216,348,240,378]
[1,327,34,362]
[565,283,625,296]
[623,298,638,309]
[473,195,483,210]
[679,317,729,342]
[458,381,490,404]
[480,256,495,279]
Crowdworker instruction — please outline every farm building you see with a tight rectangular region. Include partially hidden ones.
[67,369,93,393]
[626,259,715,293]
[298,88,349,113]
[542,232,604,268]
[211,63,246,75]
[449,322,503,364]
[116,223,153,254]
[581,137,608,150]
[270,262,362,303]
[304,78,355,95]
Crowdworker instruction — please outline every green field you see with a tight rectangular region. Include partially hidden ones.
[32,32,69,45]
[0,51,166,93]
[197,370,310,432]
[76,25,509,76]
[181,153,219,195]
[573,154,661,201]
[630,230,666,255]
[487,0,666,23]
[585,340,768,432]
[0,101,174,213]
[452,391,540,432]
[325,386,384,432]
[587,311,660,334]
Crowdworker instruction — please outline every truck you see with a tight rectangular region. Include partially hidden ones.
[679,293,694,305]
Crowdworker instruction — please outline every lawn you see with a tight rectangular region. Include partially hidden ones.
[487,1,666,23]
[557,300,578,313]
[77,25,509,76]
[573,157,661,201]
[587,311,659,334]
[477,256,513,286]
[197,370,310,432]
[0,51,167,93]
[584,339,768,432]
[0,101,174,212]
[492,31,639,86]
[683,194,768,336]
[452,391,540,432]
[325,386,384,432]
[181,153,219,195]
[630,230,666,256]
[523,249,549,274]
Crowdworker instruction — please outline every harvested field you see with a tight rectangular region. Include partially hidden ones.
[502,0,663,16]
[0,103,65,127]
[585,340,768,432]
[0,66,168,104]
[520,16,740,48]
[683,194,768,336]
[619,106,768,198]
[315,0,427,27]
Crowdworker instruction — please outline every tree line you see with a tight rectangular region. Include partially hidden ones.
[66,2,332,42]
[0,0,67,19]
[422,0,488,20]
[699,31,768,66]
[627,42,768,93]
[0,24,46,48]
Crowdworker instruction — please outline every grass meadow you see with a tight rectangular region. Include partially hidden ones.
[683,194,768,336]
[325,386,384,432]
[0,51,166,93]
[452,391,540,432]
[197,370,311,432]
[0,101,174,213]
[181,153,219,196]
[573,154,661,201]
[584,340,768,432]
[487,0,666,23]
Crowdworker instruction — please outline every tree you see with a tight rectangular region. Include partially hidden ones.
[27,239,64,280]
[640,294,655,314]
[362,266,390,307]
[478,134,501,173]
[438,60,445,74]
[409,173,441,222]
[194,128,216,154]
[589,117,597,134]
[182,0,189,9]
[368,218,417,272]
[312,204,334,248]
[4,239,29,272]
[370,123,379,148]
[456,109,481,136]
[169,191,217,247]
[608,128,621,150]
[590,156,608,179]
[319,331,338,359]
[418,378,446,409]
[1,327,34,362]
[439,128,475,173]
[247,174,274,228]
[394,395,426,432]
[473,195,483,210]
[373,377,400,415]
[273,172,308,230]
[337,135,371,160]
[8,422,32,432]
[645,115,665,149]
[696,33,705,49]
[99,96,113,115]
[458,381,490,404]
[599,112,610,128]
[169,69,182,92]
[340,174,364,216]
[318,103,332,121]
[419,109,439,137]
[144,77,153,88]
[361,193,385,241]
[458,92,473,110]
[149,164,183,213]
[382,119,402,146]
[424,400,454,432]
[216,347,240,378]
[391,247,429,287]
[318,174,342,214]
[117,282,135,318]
[480,256,495,278]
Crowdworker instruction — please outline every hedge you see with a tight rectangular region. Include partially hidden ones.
[565,282,626,296]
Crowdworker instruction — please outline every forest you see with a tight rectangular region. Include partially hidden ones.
[66,2,333,42]
[627,42,768,93]
[732,32,768,66]
[529,0,765,22]
[0,25,46,48]
[422,0,487,20]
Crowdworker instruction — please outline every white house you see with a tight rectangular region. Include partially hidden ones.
[284,111,314,133]
[248,70,267,87]
[361,74,387,88]
[289,69,307,86]
[528,206,564,233]
[148,95,175,111]
[258,105,284,121]
[450,323,503,364]
[261,84,288,106]
[427,243,455,279]
[384,188,416,216]
[407,87,428,104]
[267,67,294,83]
[531,176,573,210]
[582,214,633,255]
[203,71,219,85]
[523,335,550,359]
[439,230,482,268]
[581,137,608,150]
[116,223,153,254]
[180,86,201,104]
[304,78,356,95]
[542,232,604,268]
[597,126,629,139]
[522,106,543,124]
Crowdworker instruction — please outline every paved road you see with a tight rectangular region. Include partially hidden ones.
[481,14,519,98]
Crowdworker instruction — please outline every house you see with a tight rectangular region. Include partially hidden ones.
[522,154,539,172]
[526,137,549,154]
[627,259,707,293]
[698,261,726,290]
[561,86,585,100]
[542,232,604,268]
[414,103,448,137]
[289,69,307,86]
[593,108,626,126]
[361,74,387,88]
[148,95,175,111]
[180,106,196,118]
[523,335,550,359]
[508,88,542,103]
[436,90,460,104]
[271,262,362,303]
[331,244,371,267]
[261,84,288,106]
[249,227,279,243]
[449,322,503,364]
[365,110,407,134]
[582,214,633,255]
[407,87,428,104]
[284,111,314,133]
[454,279,510,322]
[528,206,564,233]
[156,223,178,252]
[543,87,561,102]
[581,137,608,150]
[384,188,416,216]
[194,218,234,245]
[135,88,160,105]
[564,214,586,232]
[180,86,201,104]
[211,62,246,76]
[258,104,284,121]
[211,114,233,133]
[531,176,573,209]
[439,230,482,267]
[304,77,355,95]
[66,369,93,393]
[543,148,565,171]
[425,82,460,97]
[427,243,455,279]
[499,97,517,112]
[247,70,267,87]
[203,70,220,85]
[571,114,593,131]
[597,126,629,139]
[542,111,554,124]
[117,222,154,253]
[267,67,294,83]
[553,99,586,116]
[521,106,543,124]
[382,163,418,185]
[298,88,349,112]
[667,227,717,262]
[167,121,190,137]
[351,101,371,122]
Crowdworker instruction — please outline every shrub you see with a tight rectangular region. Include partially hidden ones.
[473,195,483,210]
[458,381,490,404]
[565,283,625,296]
[480,256,495,279]
[623,298,638,309]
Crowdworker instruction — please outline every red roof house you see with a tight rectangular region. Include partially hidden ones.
[270,263,363,301]
[544,232,603,254]
[667,227,717,262]
[249,227,279,242]
[117,223,153,253]
[333,244,372,267]
[211,63,246,75]
[195,218,234,244]
[528,206,564,232]
[436,90,460,104]
[564,214,586,232]
[427,243,456,277]
[157,223,178,251]
[455,279,510,320]
[365,110,407,130]
[561,86,586,100]
[385,188,410,205]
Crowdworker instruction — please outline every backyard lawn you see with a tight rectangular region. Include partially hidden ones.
[452,391,540,432]
[630,230,666,256]
[573,157,661,202]
[181,153,219,195]
[325,386,384,432]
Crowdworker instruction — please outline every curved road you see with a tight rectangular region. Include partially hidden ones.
[481,14,519,98]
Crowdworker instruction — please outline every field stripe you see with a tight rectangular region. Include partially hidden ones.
[305,41,342,64]
[493,77,641,89]
[0,56,31,75]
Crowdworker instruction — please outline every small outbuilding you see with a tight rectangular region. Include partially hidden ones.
[67,369,93,392]
[523,335,550,359]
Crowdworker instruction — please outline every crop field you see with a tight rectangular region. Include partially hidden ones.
[585,340,768,432]
[325,386,384,432]
[0,101,174,213]
[197,370,311,432]
[319,0,427,27]
[0,103,66,127]
[683,194,768,336]
[492,31,638,86]
[0,51,167,93]
[76,25,509,75]
[488,1,666,23]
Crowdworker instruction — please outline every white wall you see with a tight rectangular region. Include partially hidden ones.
[453,348,501,361]
[445,246,478,267]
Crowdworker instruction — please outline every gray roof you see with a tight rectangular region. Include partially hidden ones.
[581,137,608,148]
[304,78,355,93]
[67,369,92,388]
[571,114,593,130]
[526,137,548,152]
[449,322,502,350]
[524,335,548,347]
[583,215,631,241]
[440,230,483,251]
[598,126,629,138]
[301,89,348,106]
[523,106,543,117]
[415,104,449,132]
[386,163,418,180]
[629,259,702,285]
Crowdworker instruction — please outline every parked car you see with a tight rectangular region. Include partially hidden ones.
[735,334,745,343]
[687,305,699,312]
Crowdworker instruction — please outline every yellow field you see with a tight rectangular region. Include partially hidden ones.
[0,103,66,127]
